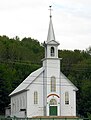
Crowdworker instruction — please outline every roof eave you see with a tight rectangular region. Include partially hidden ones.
[9,89,28,97]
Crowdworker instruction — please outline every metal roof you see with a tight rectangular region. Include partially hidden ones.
[9,67,44,96]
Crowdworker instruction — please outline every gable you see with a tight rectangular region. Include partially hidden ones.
[46,40,60,45]
[9,67,44,96]
[60,72,78,91]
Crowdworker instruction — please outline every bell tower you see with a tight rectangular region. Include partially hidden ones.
[44,6,60,59]
[42,6,62,116]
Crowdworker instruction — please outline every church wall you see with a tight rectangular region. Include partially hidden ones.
[27,73,44,118]
[60,75,76,116]
[10,91,27,118]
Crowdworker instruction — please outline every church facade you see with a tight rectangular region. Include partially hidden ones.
[9,12,78,118]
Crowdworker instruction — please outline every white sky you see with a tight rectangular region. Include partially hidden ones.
[0,0,91,50]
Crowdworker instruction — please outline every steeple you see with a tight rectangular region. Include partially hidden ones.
[47,6,55,42]
[43,6,60,59]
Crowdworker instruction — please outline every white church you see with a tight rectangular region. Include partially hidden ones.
[9,7,78,118]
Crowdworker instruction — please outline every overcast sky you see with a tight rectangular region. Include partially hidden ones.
[0,0,91,50]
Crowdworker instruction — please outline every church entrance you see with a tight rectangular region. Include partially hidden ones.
[49,99,57,116]
[49,106,57,116]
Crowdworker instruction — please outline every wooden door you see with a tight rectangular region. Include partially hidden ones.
[49,106,57,116]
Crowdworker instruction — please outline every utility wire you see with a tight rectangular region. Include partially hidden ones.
[21,73,91,80]
[22,82,76,87]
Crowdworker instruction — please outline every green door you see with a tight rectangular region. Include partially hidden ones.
[49,106,57,116]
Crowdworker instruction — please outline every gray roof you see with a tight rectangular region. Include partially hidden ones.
[9,67,44,96]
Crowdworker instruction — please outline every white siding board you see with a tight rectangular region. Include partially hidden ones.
[27,73,44,117]
[11,92,27,117]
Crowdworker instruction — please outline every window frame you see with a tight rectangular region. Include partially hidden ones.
[51,76,56,92]
[50,47,55,57]
[34,91,38,104]
[65,92,69,105]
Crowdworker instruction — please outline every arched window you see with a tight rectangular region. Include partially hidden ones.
[51,47,55,56]
[34,91,38,104]
[50,99,57,105]
[65,92,69,104]
[51,76,56,92]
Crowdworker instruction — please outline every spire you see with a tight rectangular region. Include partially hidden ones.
[47,6,55,42]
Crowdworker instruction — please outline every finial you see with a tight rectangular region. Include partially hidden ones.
[49,5,52,18]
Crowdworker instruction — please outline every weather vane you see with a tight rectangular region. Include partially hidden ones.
[49,5,53,18]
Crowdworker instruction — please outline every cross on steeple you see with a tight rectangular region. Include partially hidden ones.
[49,5,52,18]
